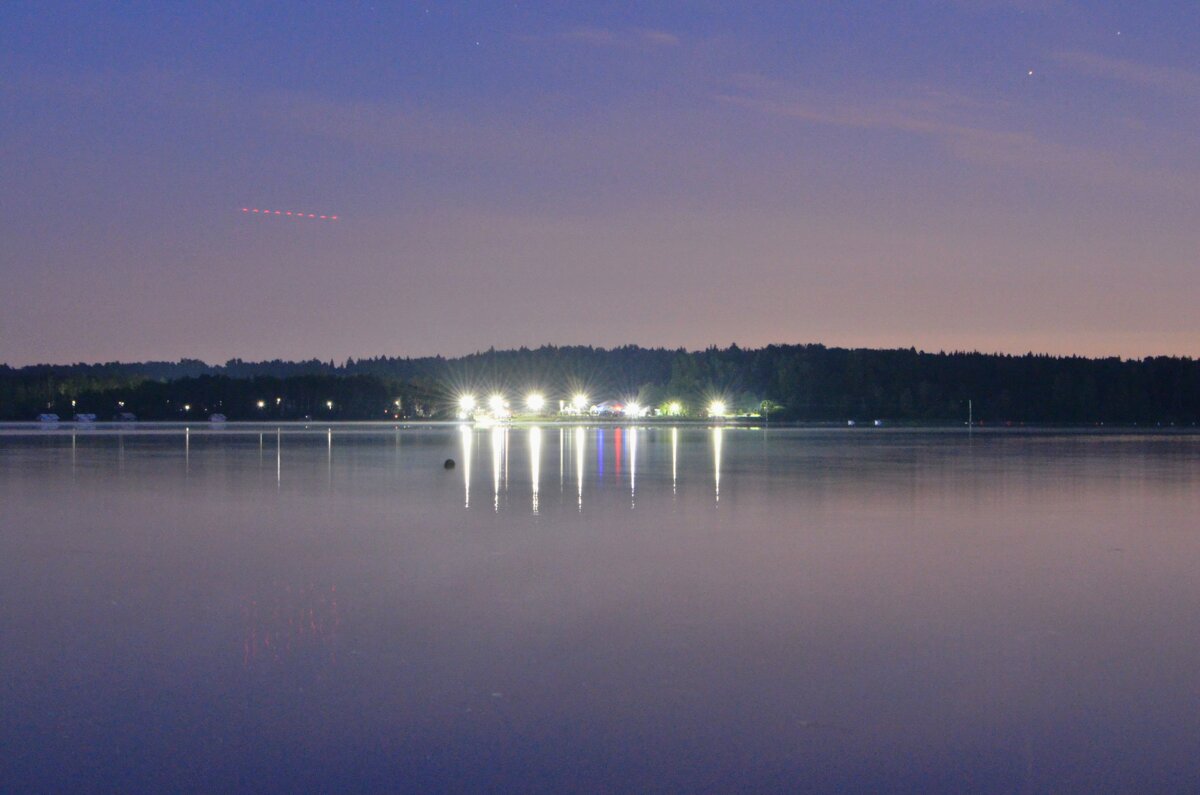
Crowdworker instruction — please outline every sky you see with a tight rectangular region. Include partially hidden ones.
[2,1,1197,366]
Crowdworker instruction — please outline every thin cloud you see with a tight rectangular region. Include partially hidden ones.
[560,26,680,49]
[1053,50,1200,97]
[716,80,1196,196]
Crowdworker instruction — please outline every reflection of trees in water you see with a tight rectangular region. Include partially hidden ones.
[241,581,341,668]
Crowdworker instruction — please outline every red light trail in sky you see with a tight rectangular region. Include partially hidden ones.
[241,207,339,220]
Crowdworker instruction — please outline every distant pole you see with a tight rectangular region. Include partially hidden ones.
[968,399,973,431]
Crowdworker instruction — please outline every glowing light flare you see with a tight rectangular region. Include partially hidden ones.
[572,393,589,411]
[708,400,727,418]
[488,394,508,414]
[526,392,546,412]
[242,207,339,220]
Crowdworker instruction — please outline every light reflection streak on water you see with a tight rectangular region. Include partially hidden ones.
[575,426,585,512]
[671,426,678,496]
[596,429,604,479]
[491,426,504,512]
[615,427,622,480]
[460,425,472,509]
[447,424,728,514]
[530,427,541,514]
[629,426,637,508]
[712,426,723,504]
[276,427,281,485]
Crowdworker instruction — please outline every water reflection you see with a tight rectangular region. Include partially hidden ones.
[6,427,1200,792]
[671,426,678,496]
[491,426,505,512]
[629,426,637,508]
[450,424,726,515]
[242,581,341,669]
[460,425,472,508]
[575,426,585,512]
[712,426,723,504]
[530,426,541,514]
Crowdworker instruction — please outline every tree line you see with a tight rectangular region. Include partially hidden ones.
[1,344,1198,424]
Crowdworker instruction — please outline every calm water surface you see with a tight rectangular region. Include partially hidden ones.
[2,424,1199,792]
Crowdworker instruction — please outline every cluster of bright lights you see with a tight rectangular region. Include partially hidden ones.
[454,390,729,419]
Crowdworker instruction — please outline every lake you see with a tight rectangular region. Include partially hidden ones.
[2,424,1199,792]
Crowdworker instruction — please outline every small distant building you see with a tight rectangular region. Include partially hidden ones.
[37,413,60,423]
[74,413,97,423]
[592,400,623,416]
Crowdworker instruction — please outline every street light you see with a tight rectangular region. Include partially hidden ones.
[256,400,266,409]
[667,401,682,416]
[708,400,727,418]
[572,393,589,412]
[526,392,545,412]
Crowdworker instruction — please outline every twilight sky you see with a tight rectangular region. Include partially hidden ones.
[2,2,1197,366]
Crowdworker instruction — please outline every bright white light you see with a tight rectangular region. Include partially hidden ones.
[668,401,682,416]
[458,394,477,413]
[326,400,334,410]
[183,404,191,411]
[488,394,507,413]
[625,402,643,418]
[708,400,727,417]
[572,393,589,411]
[256,400,266,409]
[526,392,546,412]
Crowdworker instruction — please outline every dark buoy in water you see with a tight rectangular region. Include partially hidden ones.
[444,458,456,469]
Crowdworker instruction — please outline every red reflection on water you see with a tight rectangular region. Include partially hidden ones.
[242,582,341,668]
